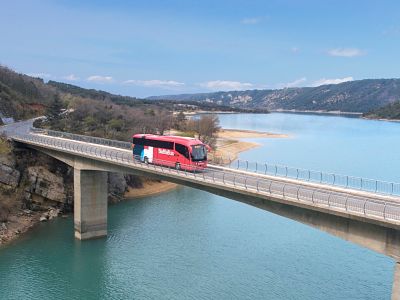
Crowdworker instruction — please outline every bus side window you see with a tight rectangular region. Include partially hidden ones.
[175,143,189,159]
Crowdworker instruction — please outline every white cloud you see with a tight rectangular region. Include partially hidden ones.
[291,47,300,53]
[27,72,51,78]
[200,80,254,91]
[87,75,113,83]
[123,79,185,89]
[312,76,353,87]
[63,74,79,81]
[276,77,307,89]
[285,77,307,87]
[241,17,261,25]
[327,48,365,57]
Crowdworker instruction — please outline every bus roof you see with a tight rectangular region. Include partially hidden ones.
[132,134,205,147]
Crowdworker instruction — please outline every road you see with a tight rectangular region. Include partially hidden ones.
[3,119,400,226]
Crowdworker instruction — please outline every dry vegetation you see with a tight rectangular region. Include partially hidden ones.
[0,136,11,155]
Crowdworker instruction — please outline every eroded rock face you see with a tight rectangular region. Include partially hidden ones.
[26,166,67,203]
[1,146,143,211]
[108,173,128,202]
[108,173,127,194]
[0,163,20,189]
[0,204,10,223]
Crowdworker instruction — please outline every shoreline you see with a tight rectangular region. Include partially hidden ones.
[211,128,288,164]
[181,110,241,115]
[218,128,288,139]
[270,109,363,116]
[124,181,179,199]
[361,116,400,123]
[0,209,41,247]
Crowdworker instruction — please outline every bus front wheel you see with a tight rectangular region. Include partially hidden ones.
[175,162,181,170]
[144,157,149,164]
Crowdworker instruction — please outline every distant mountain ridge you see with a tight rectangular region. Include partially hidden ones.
[148,79,400,113]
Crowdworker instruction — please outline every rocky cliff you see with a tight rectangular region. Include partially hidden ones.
[0,140,143,245]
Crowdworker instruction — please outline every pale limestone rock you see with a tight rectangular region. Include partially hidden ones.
[0,163,20,188]
[27,166,67,203]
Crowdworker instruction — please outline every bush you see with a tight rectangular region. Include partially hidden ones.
[0,135,11,155]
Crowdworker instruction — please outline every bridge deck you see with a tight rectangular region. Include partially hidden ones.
[10,131,400,229]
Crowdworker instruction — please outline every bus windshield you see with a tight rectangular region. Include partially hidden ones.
[191,144,207,161]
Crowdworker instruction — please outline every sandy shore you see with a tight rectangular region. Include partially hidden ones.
[270,109,362,116]
[124,181,178,199]
[212,128,288,163]
[218,128,288,139]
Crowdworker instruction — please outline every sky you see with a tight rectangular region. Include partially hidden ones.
[1,0,400,98]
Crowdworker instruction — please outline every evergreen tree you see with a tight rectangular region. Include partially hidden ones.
[46,94,63,122]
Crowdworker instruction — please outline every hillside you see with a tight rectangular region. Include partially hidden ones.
[363,101,400,120]
[3,66,400,118]
[148,79,400,113]
[0,67,253,124]
[47,81,140,104]
[0,66,57,121]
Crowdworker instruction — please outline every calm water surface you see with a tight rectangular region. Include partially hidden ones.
[0,113,397,299]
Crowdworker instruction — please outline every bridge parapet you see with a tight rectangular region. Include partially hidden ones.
[222,159,400,196]
[13,132,400,228]
[31,127,400,197]
[30,127,132,150]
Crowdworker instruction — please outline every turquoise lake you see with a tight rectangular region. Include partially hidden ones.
[0,113,398,299]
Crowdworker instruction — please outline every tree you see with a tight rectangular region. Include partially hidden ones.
[153,109,172,135]
[174,111,186,130]
[108,118,124,132]
[46,94,63,122]
[187,114,220,148]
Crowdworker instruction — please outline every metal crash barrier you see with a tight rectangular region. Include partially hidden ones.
[11,129,400,224]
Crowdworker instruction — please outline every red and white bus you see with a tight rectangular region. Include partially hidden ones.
[132,134,210,171]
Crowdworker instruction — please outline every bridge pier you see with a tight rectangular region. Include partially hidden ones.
[74,169,108,240]
[393,262,400,300]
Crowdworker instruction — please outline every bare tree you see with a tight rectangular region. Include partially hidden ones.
[154,109,172,135]
[187,114,220,147]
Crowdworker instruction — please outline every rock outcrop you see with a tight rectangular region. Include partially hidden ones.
[0,139,164,246]
[26,166,67,203]
[108,173,127,196]
[0,163,20,189]
[108,173,145,203]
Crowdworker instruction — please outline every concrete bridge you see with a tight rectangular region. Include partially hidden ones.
[2,123,400,298]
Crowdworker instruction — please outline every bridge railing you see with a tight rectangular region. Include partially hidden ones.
[15,133,400,224]
[207,156,400,197]
[30,127,132,150]
[30,127,400,197]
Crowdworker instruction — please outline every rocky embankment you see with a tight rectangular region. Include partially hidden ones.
[0,141,150,246]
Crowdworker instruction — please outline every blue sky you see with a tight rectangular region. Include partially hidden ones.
[1,0,400,97]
